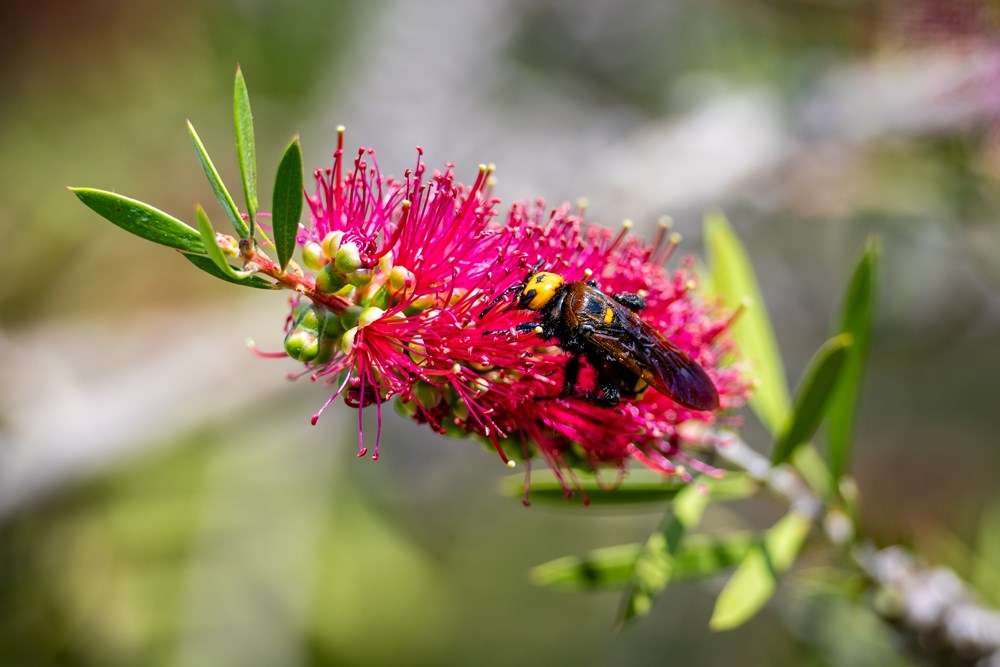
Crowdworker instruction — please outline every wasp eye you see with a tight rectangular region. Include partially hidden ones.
[525,289,537,301]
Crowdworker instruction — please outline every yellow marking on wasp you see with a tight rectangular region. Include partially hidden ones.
[603,307,614,324]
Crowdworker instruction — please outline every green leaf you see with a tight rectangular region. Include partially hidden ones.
[187,119,250,238]
[180,253,275,289]
[504,469,686,506]
[71,188,204,253]
[531,532,756,592]
[709,509,812,630]
[194,205,258,282]
[617,476,758,625]
[771,334,853,466]
[233,66,258,233]
[827,238,879,479]
[272,136,304,272]
[503,470,757,507]
[704,211,791,436]
[533,543,642,591]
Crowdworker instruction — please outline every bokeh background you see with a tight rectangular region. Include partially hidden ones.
[2,0,1000,665]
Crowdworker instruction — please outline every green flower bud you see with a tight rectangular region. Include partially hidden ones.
[395,397,418,417]
[321,231,345,259]
[378,250,394,276]
[293,305,324,334]
[284,329,319,362]
[388,265,415,293]
[412,381,442,408]
[340,305,363,329]
[334,241,362,273]
[315,264,348,293]
[302,241,328,271]
[359,306,384,328]
[346,268,373,287]
[311,314,347,365]
[340,326,358,354]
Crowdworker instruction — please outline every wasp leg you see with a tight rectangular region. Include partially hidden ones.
[611,292,647,312]
[560,353,583,397]
[591,371,622,407]
[483,321,545,337]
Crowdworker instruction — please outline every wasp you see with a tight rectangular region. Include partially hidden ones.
[479,266,720,411]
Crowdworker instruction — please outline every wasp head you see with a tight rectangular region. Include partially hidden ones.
[518,272,565,311]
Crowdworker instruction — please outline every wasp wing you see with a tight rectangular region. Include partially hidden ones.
[585,299,720,411]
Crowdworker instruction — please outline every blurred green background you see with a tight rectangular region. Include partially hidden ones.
[2,0,1000,665]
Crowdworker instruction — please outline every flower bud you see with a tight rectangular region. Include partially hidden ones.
[346,268,374,287]
[388,265,415,293]
[284,329,319,362]
[412,381,442,408]
[315,263,348,293]
[293,304,324,333]
[395,397,418,417]
[302,241,328,271]
[334,241,362,273]
[340,305,363,329]
[359,306,385,328]
[312,314,347,365]
[321,231,345,259]
[378,250,394,276]
[340,326,358,354]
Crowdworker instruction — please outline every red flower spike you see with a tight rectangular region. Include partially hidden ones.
[272,130,750,496]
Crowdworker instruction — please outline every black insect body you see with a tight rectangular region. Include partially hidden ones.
[479,270,720,411]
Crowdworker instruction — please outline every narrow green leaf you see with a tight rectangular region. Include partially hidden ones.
[709,509,812,630]
[533,543,642,591]
[531,532,756,592]
[618,480,716,624]
[772,334,853,465]
[503,469,686,506]
[272,136,304,272]
[233,66,258,232]
[187,120,250,238]
[194,205,257,281]
[71,187,204,253]
[503,470,757,507]
[180,253,275,289]
[704,211,791,436]
[827,238,879,479]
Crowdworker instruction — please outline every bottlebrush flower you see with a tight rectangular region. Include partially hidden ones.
[269,128,749,497]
